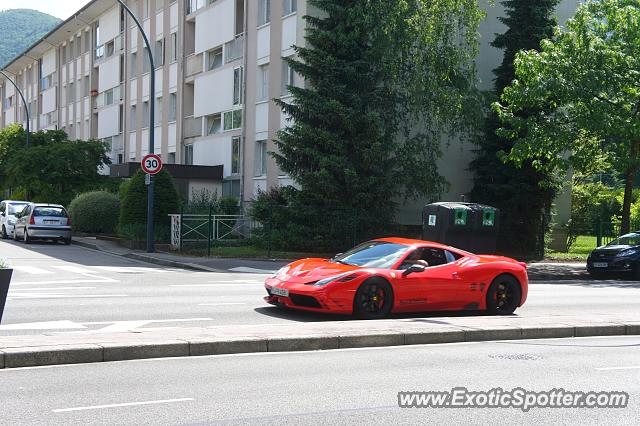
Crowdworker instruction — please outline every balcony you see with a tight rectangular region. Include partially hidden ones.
[186,53,204,79]
[184,116,203,139]
[225,34,244,63]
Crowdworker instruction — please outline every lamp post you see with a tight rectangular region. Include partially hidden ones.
[0,70,30,147]
[117,0,156,253]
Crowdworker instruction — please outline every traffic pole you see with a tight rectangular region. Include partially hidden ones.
[118,0,156,253]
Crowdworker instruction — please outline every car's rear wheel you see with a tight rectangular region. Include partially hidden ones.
[353,278,393,319]
[13,227,19,241]
[1,226,7,239]
[63,238,71,245]
[486,274,521,315]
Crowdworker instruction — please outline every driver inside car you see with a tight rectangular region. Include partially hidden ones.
[400,249,430,269]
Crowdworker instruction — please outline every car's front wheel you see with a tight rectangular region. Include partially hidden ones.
[23,229,31,244]
[353,278,394,319]
[486,274,522,315]
[13,227,20,241]
[1,226,7,240]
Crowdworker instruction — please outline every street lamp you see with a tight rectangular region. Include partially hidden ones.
[117,0,156,253]
[0,70,30,147]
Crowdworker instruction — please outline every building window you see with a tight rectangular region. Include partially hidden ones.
[169,32,178,63]
[106,40,115,57]
[143,0,150,19]
[258,0,270,26]
[255,140,267,176]
[84,76,90,97]
[206,113,221,135]
[233,66,244,105]
[231,136,240,174]
[131,52,137,78]
[155,38,165,67]
[206,47,223,71]
[105,88,114,106]
[169,93,177,122]
[130,105,137,129]
[281,58,295,95]
[282,0,297,15]
[184,144,194,165]
[142,101,150,128]
[155,96,163,125]
[257,64,269,101]
[143,47,151,73]
[223,109,242,131]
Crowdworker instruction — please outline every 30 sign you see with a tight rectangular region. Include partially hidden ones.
[141,154,163,175]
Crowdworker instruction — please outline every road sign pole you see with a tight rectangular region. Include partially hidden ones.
[118,0,155,253]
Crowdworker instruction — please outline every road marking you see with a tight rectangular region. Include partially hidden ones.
[9,287,96,291]
[229,267,277,274]
[198,302,247,306]
[92,266,169,273]
[208,280,265,284]
[0,320,87,331]
[170,284,263,288]
[7,294,128,299]
[86,318,214,333]
[10,277,119,285]
[52,398,194,413]
[52,265,95,274]
[12,266,50,275]
[595,366,640,371]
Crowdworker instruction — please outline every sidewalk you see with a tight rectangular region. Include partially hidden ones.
[72,236,588,279]
[1,313,637,369]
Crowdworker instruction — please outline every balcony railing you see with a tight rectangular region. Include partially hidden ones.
[225,34,244,63]
[184,116,203,139]
[186,53,204,78]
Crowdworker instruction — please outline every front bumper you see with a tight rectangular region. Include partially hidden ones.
[264,277,355,315]
[27,225,72,240]
[587,257,636,273]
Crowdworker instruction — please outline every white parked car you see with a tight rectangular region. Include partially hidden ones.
[0,200,30,239]
[13,203,72,245]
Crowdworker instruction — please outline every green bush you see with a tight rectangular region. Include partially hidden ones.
[119,169,179,241]
[68,191,120,234]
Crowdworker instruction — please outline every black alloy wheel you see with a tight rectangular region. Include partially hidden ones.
[486,275,521,315]
[354,279,393,319]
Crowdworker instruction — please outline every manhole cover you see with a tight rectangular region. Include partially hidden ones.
[488,353,543,361]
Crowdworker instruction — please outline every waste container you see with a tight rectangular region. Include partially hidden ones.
[422,202,500,253]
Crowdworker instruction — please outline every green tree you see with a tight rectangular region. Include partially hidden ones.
[495,0,640,234]
[470,0,560,258]
[274,0,484,248]
[0,9,61,67]
[0,125,111,205]
[119,169,179,241]
[68,191,120,234]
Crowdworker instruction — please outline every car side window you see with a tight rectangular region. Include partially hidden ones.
[0,202,5,214]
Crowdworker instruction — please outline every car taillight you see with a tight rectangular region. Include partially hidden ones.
[29,216,35,225]
[67,216,72,226]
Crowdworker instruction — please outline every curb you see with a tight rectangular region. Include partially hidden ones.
[0,323,638,369]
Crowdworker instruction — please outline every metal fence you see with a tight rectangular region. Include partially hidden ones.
[169,212,255,255]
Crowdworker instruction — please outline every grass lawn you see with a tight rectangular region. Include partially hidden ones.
[546,235,597,261]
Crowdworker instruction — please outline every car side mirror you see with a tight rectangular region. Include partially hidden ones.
[0,212,5,217]
[402,264,427,277]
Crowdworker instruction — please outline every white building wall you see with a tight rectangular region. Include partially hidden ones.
[97,104,120,138]
[98,56,120,91]
[194,0,235,54]
[99,6,120,43]
[193,67,234,117]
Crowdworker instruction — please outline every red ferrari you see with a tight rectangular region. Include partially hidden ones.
[264,238,528,319]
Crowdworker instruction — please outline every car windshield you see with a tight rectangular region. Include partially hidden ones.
[607,233,640,246]
[8,203,28,215]
[333,241,411,269]
[33,207,67,218]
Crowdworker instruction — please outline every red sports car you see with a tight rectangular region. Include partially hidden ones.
[264,238,528,319]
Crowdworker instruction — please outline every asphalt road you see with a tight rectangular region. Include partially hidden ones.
[1,335,638,425]
[1,239,640,336]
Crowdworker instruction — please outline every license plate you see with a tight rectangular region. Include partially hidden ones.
[271,287,289,297]
[593,262,608,268]
[44,220,58,224]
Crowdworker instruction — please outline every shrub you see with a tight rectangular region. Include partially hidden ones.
[118,169,179,241]
[68,191,120,234]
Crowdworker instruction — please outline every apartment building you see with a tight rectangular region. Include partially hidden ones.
[0,0,578,227]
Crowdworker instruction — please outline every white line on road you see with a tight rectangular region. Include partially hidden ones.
[229,267,277,274]
[198,303,247,306]
[595,366,640,371]
[12,266,50,275]
[52,265,95,274]
[8,287,96,291]
[7,294,128,299]
[52,398,195,413]
[0,320,87,331]
[170,284,263,288]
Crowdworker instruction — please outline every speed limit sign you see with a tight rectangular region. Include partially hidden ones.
[141,153,163,175]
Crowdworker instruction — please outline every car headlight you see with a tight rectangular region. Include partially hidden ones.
[313,272,362,287]
[617,249,639,257]
[270,266,289,279]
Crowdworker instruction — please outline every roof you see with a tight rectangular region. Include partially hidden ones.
[0,0,114,78]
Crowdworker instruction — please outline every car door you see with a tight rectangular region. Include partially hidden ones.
[394,247,474,311]
[15,205,30,237]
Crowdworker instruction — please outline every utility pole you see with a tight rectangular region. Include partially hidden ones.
[0,70,30,147]
[117,0,156,253]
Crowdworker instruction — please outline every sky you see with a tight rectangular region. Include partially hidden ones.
[0,0,92,20]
